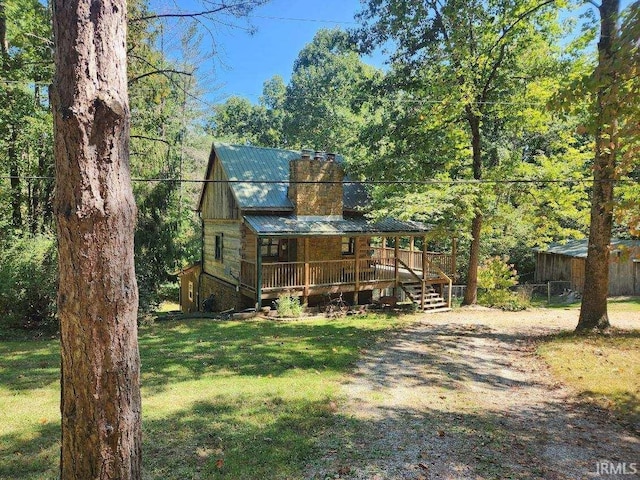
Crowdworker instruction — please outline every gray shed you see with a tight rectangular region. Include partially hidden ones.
[534,238,640,296]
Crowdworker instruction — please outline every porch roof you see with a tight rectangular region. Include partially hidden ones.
[244,214,431,237]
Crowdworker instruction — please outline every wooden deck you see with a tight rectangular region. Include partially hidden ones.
[240,248,454,308]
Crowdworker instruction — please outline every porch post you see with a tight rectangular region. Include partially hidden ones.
[422,234,428,281]
[422,234,428,310]
[451,236,458,280]
[256,237,263,309]
[381,236,386,261]
[409,236,415,269]
[303,237,310,304]
[354,237,360,305]
[394,236,400,296]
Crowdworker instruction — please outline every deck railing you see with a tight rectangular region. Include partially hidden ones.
[240,257,398,292]
[263,261,305,290]
[371,247,454,277]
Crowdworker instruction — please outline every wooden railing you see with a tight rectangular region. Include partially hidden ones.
[357,258,395,282]
[372,247,454,276]
[263,262,305,290]
[239,258,398,292]
[308,259,352,286]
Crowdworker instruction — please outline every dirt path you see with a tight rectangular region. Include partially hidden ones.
[314,308,639,480]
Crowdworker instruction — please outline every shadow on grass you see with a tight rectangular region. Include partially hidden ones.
[139,318,394,393]
[0,422,59,480]
[0,342,59,391]
[143,397,337,479]
[1,317,639,479]
[318,398,640,480]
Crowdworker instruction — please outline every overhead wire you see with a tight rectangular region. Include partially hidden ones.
[0,175,636,186]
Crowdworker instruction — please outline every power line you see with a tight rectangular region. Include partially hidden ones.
[227,13,359,25]
[1,175,636,186]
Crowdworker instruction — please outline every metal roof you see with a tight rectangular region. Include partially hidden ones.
[244,214,431,237]
[212,143,368,210]
[536,238,640,258]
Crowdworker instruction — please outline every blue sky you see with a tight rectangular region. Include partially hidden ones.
[150,0,633,107]
[151,0,380,104]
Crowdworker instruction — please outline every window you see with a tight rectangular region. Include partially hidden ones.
[260,238,278,258]
[215,233,223,261]
[342,237,355,256]
[188,281,194,301]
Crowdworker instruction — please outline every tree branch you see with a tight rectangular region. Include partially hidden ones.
[128,68,192,85]
[485,0,557,58]
[130,2,255,23]
[480,43,507,104]
[130,135,171,145]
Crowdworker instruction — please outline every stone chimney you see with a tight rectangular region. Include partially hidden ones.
[288,150,344,218]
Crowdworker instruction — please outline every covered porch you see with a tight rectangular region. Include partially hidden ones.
[239,215,456,309]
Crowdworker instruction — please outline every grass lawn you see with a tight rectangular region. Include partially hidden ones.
[0,313,415,480]
[537,330,640,430]
[534,295,640,312]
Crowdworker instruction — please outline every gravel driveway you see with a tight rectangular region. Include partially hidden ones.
[313,308,639,480]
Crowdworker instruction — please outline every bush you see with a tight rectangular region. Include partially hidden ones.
[477,256,529,311]
[274,293,303,318]
[0,234,58,329]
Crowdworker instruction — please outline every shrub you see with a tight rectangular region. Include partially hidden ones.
[477,256,529,311]
[0,234,58,329]
[274,293,303,318]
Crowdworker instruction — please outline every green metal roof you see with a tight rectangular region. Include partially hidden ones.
[536,238,640,258]
[244,214,431,237]
[211,143,368,210]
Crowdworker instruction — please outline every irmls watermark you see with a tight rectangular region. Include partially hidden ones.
[595,461,638,476]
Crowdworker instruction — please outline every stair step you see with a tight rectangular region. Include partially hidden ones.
[423,301,448,307]
[409,293,442,299]
[422,307,451,313]
[405,288,437,295]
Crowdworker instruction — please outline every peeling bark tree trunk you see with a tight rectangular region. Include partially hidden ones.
[577,0,619,332]
[463,110,483,305]
[52,1,141,479]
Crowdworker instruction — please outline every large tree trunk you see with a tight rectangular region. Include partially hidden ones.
[577,0,619,332]
[463,110,483,305]
[52,1,142,479]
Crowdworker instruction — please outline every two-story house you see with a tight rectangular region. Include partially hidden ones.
[180,143,456,313]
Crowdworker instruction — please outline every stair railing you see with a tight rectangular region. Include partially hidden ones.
[397,258,427,309]
[422,257,453,308]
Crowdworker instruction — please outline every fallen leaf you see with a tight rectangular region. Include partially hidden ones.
[215,458,224,469]
[418,462,429,471]
[437,429,445,437]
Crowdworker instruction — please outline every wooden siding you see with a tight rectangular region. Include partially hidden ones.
[535,251,640,296]
[178,263,201,313]
[203,220,242,285]
[201,157,239,220]
[243,225,257,262]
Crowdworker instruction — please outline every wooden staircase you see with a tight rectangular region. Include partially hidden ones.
[401,281,451,312]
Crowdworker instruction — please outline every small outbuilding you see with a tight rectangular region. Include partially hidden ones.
[178,262,202,313]
[534,238,640,296]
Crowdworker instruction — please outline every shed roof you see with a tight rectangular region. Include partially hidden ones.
[198,143,369,211]
[244,214,431,237]
[536,238,640,258]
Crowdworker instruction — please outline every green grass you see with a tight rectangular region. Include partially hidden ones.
[537,330,640,429]
[0,313,415,480]
[532,295,640,311]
